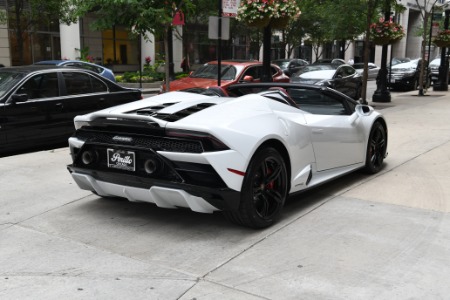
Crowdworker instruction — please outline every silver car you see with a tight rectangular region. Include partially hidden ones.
[353,63,380,80]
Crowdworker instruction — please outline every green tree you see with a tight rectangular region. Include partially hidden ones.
[68,0,194,91]
[0,0,77,65]
[414,0,442,96]
[292,0,369,60]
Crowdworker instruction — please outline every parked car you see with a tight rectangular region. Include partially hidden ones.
[353,62,380,80]
[388,58,430,91]
[428,58,450,84]
[167,60,289,92]
[67,82,387,228]
[290,64,362,100]
[272,58,309,76]
[34,60,116,82]
[0,66,141,155]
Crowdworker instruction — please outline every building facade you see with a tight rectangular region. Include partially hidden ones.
[0,0,445,71]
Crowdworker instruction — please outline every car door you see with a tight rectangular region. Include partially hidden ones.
[333,66,360,98]
[331,66,347,95]
[293,89,365,171]
[0,73,60,151]
[60,71,137,130]
[240,66,264,82]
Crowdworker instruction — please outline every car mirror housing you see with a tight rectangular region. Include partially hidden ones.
[11,93,29,104]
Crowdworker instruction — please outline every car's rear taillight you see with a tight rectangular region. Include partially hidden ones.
[166,129,229,151]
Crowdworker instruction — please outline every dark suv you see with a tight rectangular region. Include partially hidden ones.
[388,58,430,90]
[428,58,450,84]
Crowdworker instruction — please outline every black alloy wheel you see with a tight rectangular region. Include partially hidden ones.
[364,122,387,174]
[411,77,419,90]
[224,147,288,229]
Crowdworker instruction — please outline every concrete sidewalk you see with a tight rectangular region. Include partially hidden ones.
[1,88,450,299]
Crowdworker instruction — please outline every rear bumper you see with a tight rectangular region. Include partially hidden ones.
[67,165,241,212]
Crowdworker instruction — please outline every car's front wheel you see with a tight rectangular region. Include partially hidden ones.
[364,122,387,174]
[224,147,288,229]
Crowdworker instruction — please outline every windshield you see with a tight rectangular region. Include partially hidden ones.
[352,64,364,69]
[393,59,419,69]
[273,61,289,69]
[294,65,334,76]
[391,57,410,66]
[0,71,25,98]
[190,64,237,80]
[430,58,440,65]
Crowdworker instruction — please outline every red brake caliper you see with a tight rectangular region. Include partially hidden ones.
[266,168,274,189]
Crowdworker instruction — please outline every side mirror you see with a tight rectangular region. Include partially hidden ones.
[11,94,29,103]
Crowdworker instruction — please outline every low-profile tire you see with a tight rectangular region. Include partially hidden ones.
[364,122,387,174]
[224,147,288,229]
[411,78,419,91]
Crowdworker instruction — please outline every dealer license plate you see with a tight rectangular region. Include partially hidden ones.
[107,149,135,171]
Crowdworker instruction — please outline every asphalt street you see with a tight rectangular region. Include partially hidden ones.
[1,82,450,299]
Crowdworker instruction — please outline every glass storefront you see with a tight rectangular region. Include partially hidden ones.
[8,11,60,65]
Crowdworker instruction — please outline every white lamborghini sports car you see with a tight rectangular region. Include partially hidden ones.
[67,83,388,228]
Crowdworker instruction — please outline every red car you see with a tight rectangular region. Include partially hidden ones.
[166,60,289,92]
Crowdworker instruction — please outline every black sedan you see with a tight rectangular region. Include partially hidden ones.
[290,64,362,100]
[0,66,141,155]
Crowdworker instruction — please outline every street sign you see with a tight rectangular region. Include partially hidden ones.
[208,16,230,40]
[222,0,241,17]
[432,22,440,37]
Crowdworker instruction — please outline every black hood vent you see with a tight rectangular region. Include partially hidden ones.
[152,102,217,122]
[134,102,178,116]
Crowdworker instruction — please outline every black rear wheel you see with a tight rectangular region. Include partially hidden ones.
[224,147,288,229]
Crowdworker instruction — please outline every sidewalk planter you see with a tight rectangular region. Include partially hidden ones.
[118,82,162,89]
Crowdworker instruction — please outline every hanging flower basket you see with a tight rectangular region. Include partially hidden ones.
[372,36,393,45]
[369,19,405,45]
[270,16,290,30]
[390,36,403,44]
[236,0,301,29]
[433,39,450,47]
[433,30,450,47]
[246,15,271,28]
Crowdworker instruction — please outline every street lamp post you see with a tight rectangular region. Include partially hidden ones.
[372,6,392,103]
[261,25,273,82]
[434,6,450,91]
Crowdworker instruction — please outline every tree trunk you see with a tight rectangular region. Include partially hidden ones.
[418,12,429,96]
